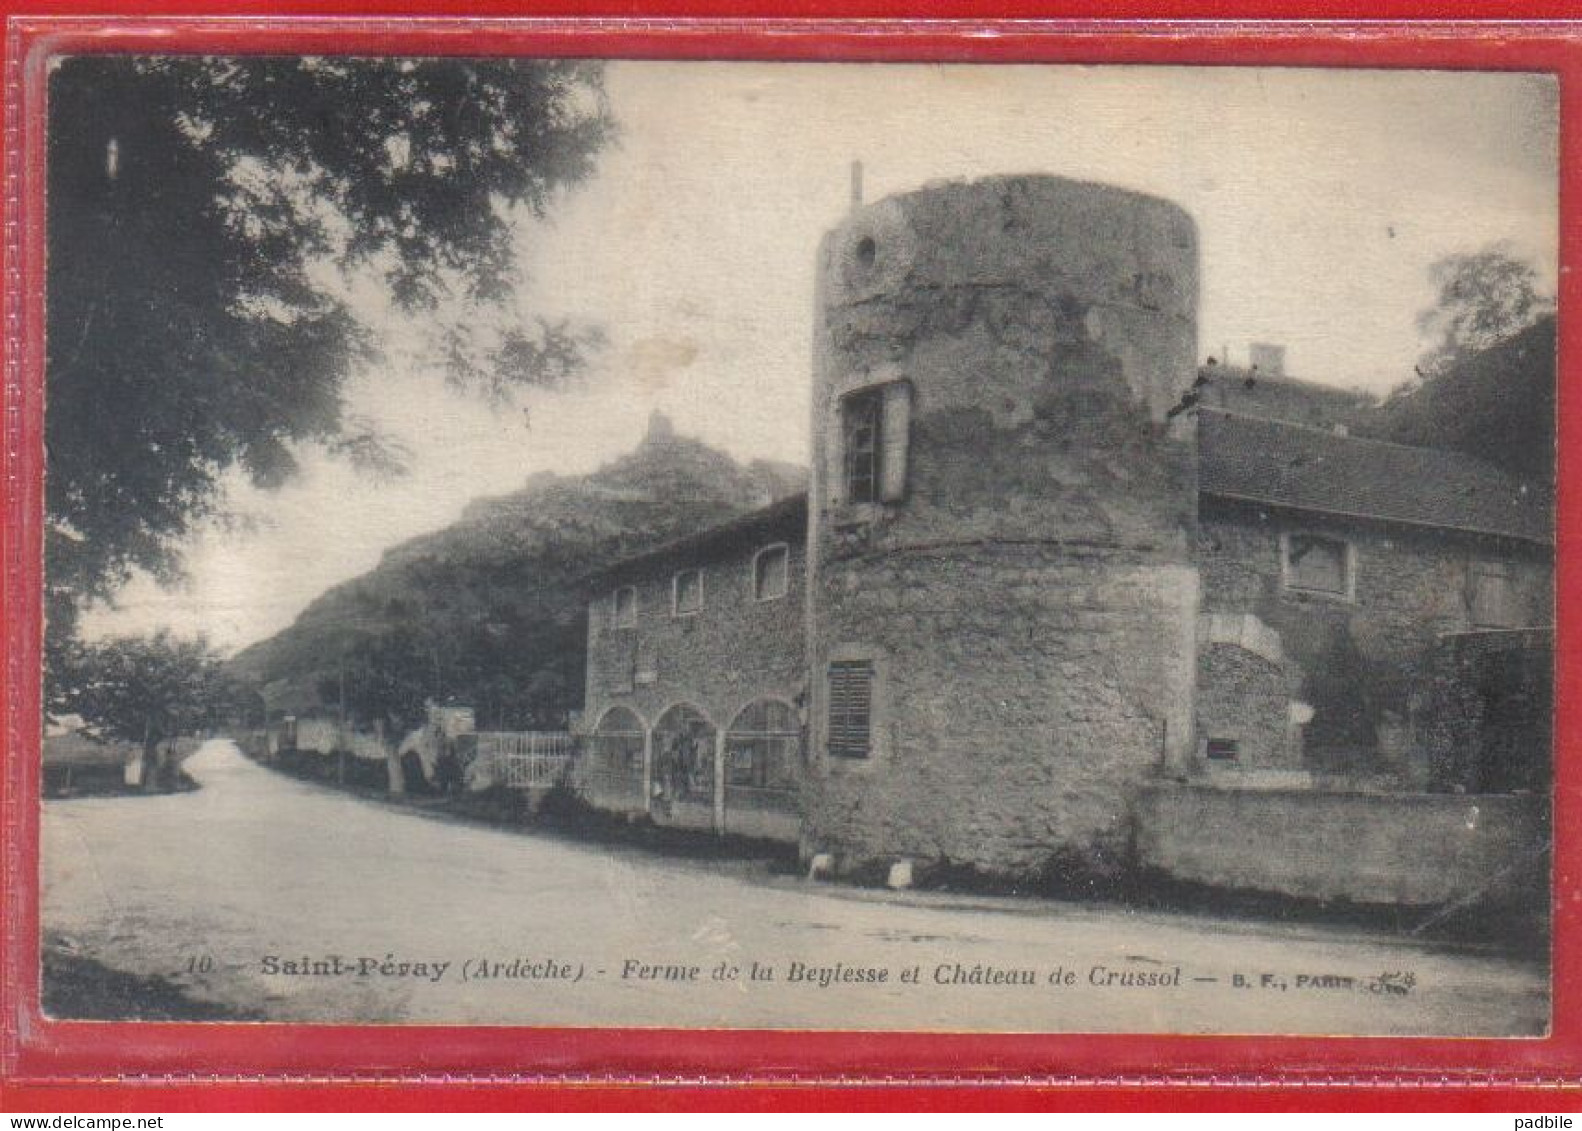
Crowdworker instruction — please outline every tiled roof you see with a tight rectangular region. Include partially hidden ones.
[598,493,809,583]
[1196,409,1551,545]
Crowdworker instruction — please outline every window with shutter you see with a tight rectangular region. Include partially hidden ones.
[827,660,874,759]
[1470,560,1520,628]
[879,382,911,503]
[841,390,883,504]
[840,382,913,506]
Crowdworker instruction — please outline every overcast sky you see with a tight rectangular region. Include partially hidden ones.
[78,62,1559,654]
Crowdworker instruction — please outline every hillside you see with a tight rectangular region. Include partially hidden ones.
[228,413,804,728]
[1359,315,1555,488]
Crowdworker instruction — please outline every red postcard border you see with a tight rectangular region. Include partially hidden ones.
[3,11,1580,1107]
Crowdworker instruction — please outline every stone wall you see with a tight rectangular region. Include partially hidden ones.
[583,531,807,837]
[803,546,1196,876]
[1136,782,1550,907]
[1197,499,1552,773]
[586,540,806,732]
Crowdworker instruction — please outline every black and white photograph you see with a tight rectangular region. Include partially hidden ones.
[37,56,1556,1036]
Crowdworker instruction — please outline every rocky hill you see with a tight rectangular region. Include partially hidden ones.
[228,413,804,727]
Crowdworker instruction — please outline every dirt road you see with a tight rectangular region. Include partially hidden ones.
[41,740,1548,1034]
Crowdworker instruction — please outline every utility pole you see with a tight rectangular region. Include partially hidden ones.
[337,653,347,787]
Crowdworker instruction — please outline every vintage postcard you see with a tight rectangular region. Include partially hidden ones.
[28,52,1555,1044]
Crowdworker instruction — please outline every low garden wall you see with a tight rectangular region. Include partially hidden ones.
[1135,782,1549,907]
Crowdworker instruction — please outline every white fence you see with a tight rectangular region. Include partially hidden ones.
[284,718,388,761]
[293,718,341,755]
[470,731,576,791]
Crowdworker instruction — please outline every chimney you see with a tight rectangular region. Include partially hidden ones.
[850,160,864,214]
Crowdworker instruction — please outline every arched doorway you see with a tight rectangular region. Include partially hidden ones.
[582,706,646,814]
[651,703,717,831]
[723,698,803,843]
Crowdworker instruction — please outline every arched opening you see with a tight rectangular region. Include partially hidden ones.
[726,699,801,795]
[722,699,803,841]
[594,704,645,738]
[651,703,717,818]
[582,705,646,810]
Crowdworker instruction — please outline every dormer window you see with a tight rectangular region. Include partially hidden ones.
[753,544,790,602]
[612,586,637,630]
[673,568,703,617]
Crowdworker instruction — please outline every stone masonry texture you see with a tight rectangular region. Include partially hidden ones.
[1195,641,1296,771]
[584,527,807,836]
[1197,498,1551,775]
[571,173,1553,907]
[1136,783,1549,907]
[804,175,1201,877]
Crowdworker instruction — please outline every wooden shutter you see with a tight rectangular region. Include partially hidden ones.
[879,382,912,503]
[827,660,874,758]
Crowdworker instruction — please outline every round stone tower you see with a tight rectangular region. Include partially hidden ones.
[803,174,1201,879]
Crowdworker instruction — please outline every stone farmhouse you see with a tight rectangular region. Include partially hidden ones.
[580,175,1553,905]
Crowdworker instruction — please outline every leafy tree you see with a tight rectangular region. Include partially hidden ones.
[1415,243,1555,378]
[318,627,438,740]
[56,632,226,789]
[46,55,613,642]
